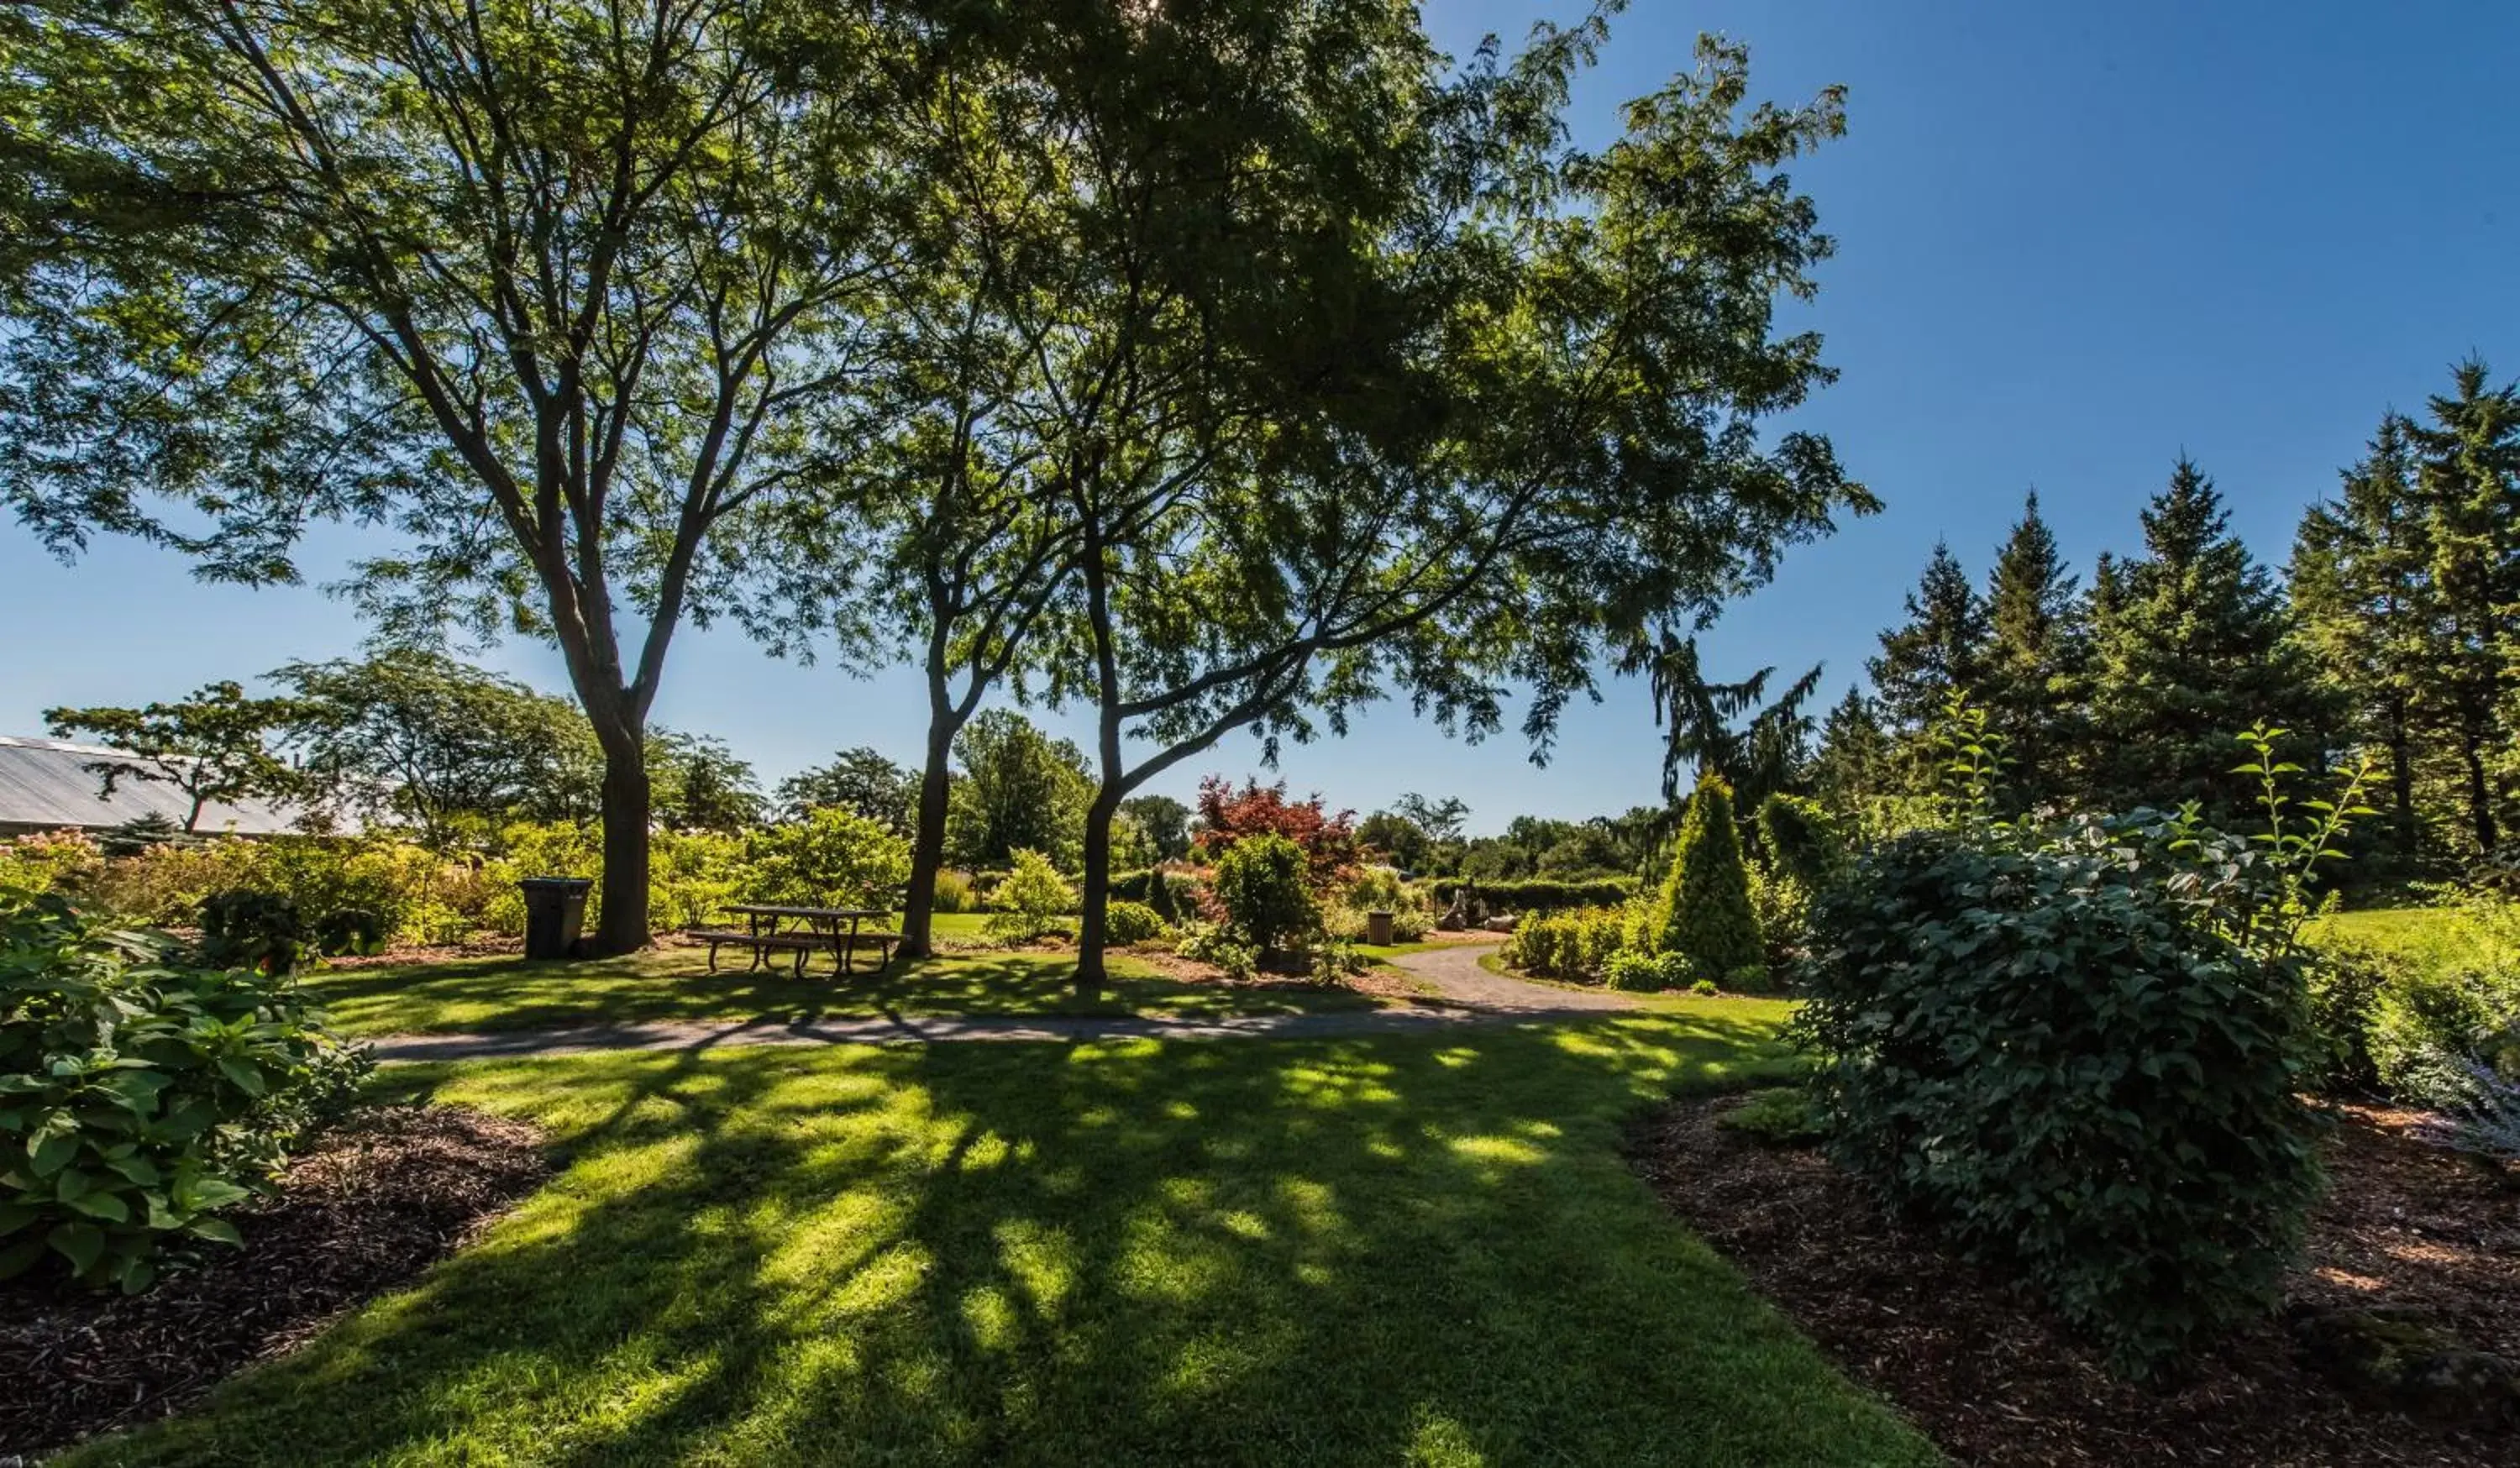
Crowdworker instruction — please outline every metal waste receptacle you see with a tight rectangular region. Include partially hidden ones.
[520,877,593,960]
[1366,910,1395,946]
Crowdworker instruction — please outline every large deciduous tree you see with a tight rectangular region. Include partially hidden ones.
[0,0,903,952]
[44,682,304,832]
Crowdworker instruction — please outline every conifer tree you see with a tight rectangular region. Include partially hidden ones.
[2406,359,2520,857]
[1979,492,2087,809]
[1652,772,1766,987]
[1809,687,1894,815]
[2291,413,2432,861]
[2087,459,2329,815]
[1867,541,1991,734]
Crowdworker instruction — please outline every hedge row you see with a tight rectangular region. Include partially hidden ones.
[1427,876,1637,912]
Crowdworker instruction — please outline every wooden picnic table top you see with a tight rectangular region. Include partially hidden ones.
[722,904,887,920]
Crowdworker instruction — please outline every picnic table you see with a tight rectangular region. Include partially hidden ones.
[690,904,898,978]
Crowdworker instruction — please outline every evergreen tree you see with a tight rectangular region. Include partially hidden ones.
[2290,413,2432,862]
[1652,773,1767,988]
[1978,492,2088,808]
[1809,687,1894,815]
[2406,359,2520,857]
[2087,458,2329,815]
[1867,542,1991,734]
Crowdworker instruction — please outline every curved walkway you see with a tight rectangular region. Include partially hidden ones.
[370,941,1639,1062]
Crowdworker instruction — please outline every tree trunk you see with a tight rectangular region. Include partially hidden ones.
[1074,787,1121,999]
[900,699,958,961]
[2385,702,2417,862]
[588,716,653,957]
[2462,731,2499,857]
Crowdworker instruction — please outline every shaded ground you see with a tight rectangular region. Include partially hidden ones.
[53,1017,1936,1467]
[1392,936,1642,1012]
[1630,1093,2520,1467]
[1,1105,548,1462]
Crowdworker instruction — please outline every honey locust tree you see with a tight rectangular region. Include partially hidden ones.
[0,0,906,952]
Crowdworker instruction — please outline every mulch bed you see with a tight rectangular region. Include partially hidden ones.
[1630,1097,2520,1467]
[318,936,525,969]
[0,1105,548,1462]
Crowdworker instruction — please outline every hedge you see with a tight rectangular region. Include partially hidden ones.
[1428,876,1635,913]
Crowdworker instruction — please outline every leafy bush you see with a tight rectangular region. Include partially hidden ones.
[744,807,911,911]
[1652,773,1766,988]
[1210,833,1317,952]
[2414,1055,2520,1163]
[1,889,371,1292]
[931,870,979,914]
[312,906,386,957]
[197,889,309,976]
[1103,899,1169,946]
[1426,876,1635,913]
[1798,821,2323,1376]
[1755,794,1844,888]
[1175,921,1257,981]
[1746,863,1812,972]
[1689,978,1719,996]
[1501,907,1628,983]
[0,829,104,894]
[1719,1088,1827,1146]
[985,850,1075,943]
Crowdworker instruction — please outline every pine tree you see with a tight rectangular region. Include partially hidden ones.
[1809,687,1893,814]
[1979,492,2087,809]
[2087,458,2330,816]
[1867,541,1991,739]
[1653,772,1766,987]
[2407,359,2520,857]
[2291,413,2432,863]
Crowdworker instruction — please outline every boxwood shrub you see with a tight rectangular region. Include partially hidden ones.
[1426,877,1636,913]
[1798,821,2323,1377]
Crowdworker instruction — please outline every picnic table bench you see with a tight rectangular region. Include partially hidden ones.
[689,904,898,978]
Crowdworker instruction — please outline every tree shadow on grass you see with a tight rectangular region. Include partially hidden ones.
[70,1011,1935,1467]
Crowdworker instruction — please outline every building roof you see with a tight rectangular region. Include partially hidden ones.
[0,734,305,836]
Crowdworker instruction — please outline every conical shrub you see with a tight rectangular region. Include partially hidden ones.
[1655,772,1767,987]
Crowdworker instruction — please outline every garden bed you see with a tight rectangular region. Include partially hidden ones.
[0,1104,548,1462]
[1630,1096,2519,1466]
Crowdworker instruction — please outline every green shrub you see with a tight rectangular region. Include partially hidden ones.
[931,870,979,914]
[0,889,371,1292]
[1104,899,1169,946]
[197,889,310,976]
[1689,978,1719,996]
[1719,1088,1827,1146]
[1175,921,1257,981]
[1799,822,2323,1377]
[1210,833,1316,952]
[1426,876,1636,913]
[746,807,911,912]
[985,849,1075,943]
[1653,773,1766,988]
[1746,863,1812,972]
[1503,907,1629,983]
[312,906,386,957]
[1755,794,1844,888]
[0,829,103,894]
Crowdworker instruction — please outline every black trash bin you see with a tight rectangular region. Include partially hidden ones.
[519,877,593,960]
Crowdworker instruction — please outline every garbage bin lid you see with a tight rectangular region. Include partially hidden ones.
[518,877,596,891]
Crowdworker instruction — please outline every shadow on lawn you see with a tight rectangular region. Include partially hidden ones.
[76,1009,1931,1467]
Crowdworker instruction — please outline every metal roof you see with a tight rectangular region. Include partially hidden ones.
[0,734,305,836]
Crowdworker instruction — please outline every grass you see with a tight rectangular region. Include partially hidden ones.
[66,1013,1936,1466]
[306,945,1385,1039]
[2305,904,2456,959]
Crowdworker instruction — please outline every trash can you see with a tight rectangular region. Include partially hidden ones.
[520,877,593,960]
[1366,910,1395,946]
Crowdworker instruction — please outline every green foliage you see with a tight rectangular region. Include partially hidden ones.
[644,732,764,835]
[1102,901,1169,947]
[1690,978,1720,996]
[45,682,305,834]
[1753,794,1843,888]
[1798,819,2325,1377]
[1719,1088,1827,1146]
[1501,908,1630,984]
[930,871,979,915]
[312,907,386,958]
[1866,542,1988,736]
[984,850,1075,944]
[774,747,916,831]
[949,713,1091,872]
[1653,774,1767,988]
[0,828,104,894]
[197,890,310,976]
[1426,877,1638,913]
[1209,834,1317,952]
[1745,863,1813,971]
[1,889,370,1292]
[1173,922,1258,983]
[747,809,911,913]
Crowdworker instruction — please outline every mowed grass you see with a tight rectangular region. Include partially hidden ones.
[65,1011,1935,1467]
[306,942,1383,1039]
[2305,904,2457,960]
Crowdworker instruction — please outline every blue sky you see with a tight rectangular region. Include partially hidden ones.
[3,1,2515,835]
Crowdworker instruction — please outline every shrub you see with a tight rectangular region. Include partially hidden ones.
[1746,863,1812,972]
[985,849,1075,943]
[0,889,371,1292]
[1104,899,1169,946]
[1210,833,1316,952]
[197,889,310,976]
[746,807,911,912]
[2414,1054,2520,1163]
[312,906,386,957]
[1719,1088,1828,1146]
[1799,822,2323,1376]
[1502,907,1629,983]
[932,870,979,914]
[1755,794,1844,888]
[1175,921,1257,981]
[1653,773,1766,988]
[0,829,103,894]
[1690,978,1719,996]
[1426,876,1635,913]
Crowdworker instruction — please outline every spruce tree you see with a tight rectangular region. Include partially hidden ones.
[1867,542,1991,735]
[1653,772,1766,987]
[1810,687,1894,814]
[2290,413,2432,862]
[2087,458,2330,816]
[2407,359,2520,857]
[1979,492,2087,809]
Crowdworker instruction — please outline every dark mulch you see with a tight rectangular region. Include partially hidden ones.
[318,936,525,969]
[0,1105,548,1461]
[1630,1097,2520,1467]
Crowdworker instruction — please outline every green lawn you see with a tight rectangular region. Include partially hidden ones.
[307,945,1385,1038]
[65,1013,1935,1466]
[2304,903,2456,959]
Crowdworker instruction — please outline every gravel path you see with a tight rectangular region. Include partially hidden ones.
[367,940,1640,1062]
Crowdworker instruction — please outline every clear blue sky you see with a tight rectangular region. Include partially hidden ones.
[3,1,2514,835]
